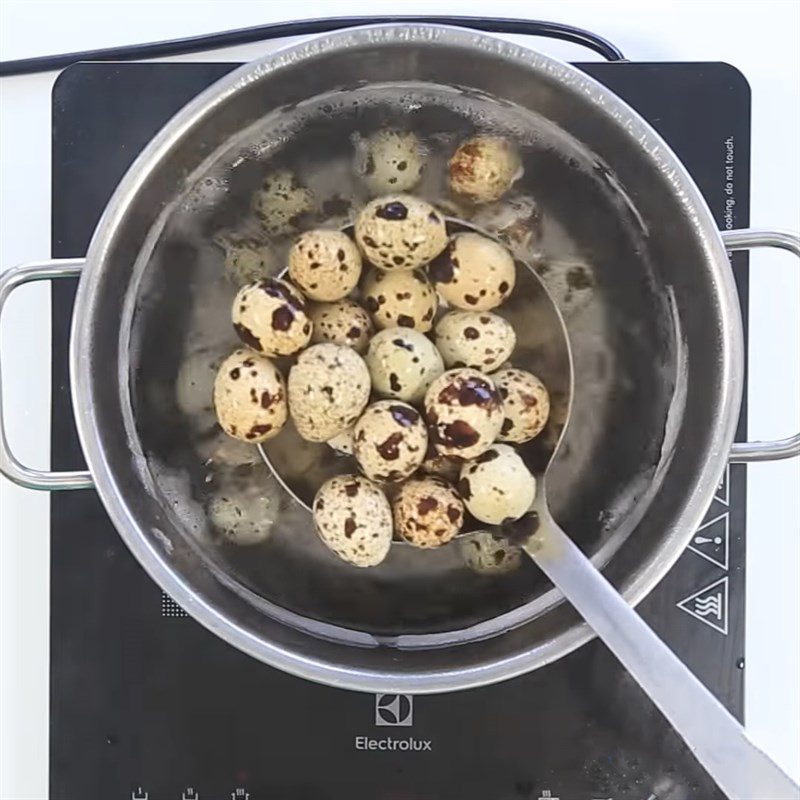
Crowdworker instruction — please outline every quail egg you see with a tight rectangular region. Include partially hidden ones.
[309,299,373,353]
[392,476,464,548]
[428,232,516,311]
[470,194,542,258]
[448,135,521,203]
[534,257,595,319]
[353,401,428,482]
[251,169,313,236]
[220,237,276,286]
[354,195,447,271]
[313,474,393,567]
[361,267,438,332]
[434,310,516,372]
[419,445,462,483]
[356,130,425,194]
[288,229,362,302]
[458,531,523,575]
[213,349,288,443]
[287,343,371,442]
[424,368,504,459]
[231,277,312,357]
[457,444,536,525]
[175,345,226,422]
[495,368,550,443]
[365,327,444,404]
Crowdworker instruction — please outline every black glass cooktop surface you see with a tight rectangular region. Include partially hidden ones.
[50,58,750,799]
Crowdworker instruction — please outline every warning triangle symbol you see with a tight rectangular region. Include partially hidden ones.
[688,511,729,570]
[677,576,728,635]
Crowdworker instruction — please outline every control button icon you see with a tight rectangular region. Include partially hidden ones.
[131,789,148,800]
[182,790,199,800]
[231,790,250,800]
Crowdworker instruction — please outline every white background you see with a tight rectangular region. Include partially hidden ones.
[1,1,798,797]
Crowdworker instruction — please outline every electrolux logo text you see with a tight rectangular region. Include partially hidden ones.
[354,695,433,753]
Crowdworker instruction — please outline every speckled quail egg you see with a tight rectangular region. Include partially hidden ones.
[534,257,595,319]
[287,343,371,442]
[196,428,260,470]
[495,368,551,443]
[424,368,504,459]
[313,474,393,567]
[251,169,313,236]
[221,237,276,286]
[470,194,541,257]
[213,349,288,443]
[353,401,428,482]
[288,229,362,302]
[429,232,516,311]
[419,444,462,483]
[448,135,521,204]
[232,277,312,357]
[457,444,536,525]
[327,426,355,455]
[365,327,444,404]
[355,195,447,272]
[434,311,516,373]
[309,299,373,353]
[361,267,438,332]
[392,476,464,548]
[356,130,425,194]
[458,531,523,575]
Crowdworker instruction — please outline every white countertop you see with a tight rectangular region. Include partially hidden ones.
[1,1,798,797]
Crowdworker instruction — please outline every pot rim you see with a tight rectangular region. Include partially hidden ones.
[69,23,744,693]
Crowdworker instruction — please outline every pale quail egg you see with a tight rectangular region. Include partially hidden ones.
[457,444,536,525]
[288,229,362,302]
[196,429,260,469]
[428,232,516,311]
[356,130,425,194]
[424,368,504,459]
[355,195,447,271]
[392,476,464,548]
[448,135,521,203]
[213,349,288,443]
[495,368,550,443]
[361,267,438,332]
[327,426,355,455]
[309,299,373,353]
[251,169,313,236]
[287,343,371,442]
[434,311,516,372]
[221,238,276,286]
[231,277,312,357]
[313,474,393,567]
[365,327,444,404]
[175,345,226,421]
[458,531,523,575]
[353,401,427,482]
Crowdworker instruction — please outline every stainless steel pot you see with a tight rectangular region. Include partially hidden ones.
[1,25,798,693]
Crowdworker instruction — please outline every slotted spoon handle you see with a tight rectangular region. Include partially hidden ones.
[524,514,800,800]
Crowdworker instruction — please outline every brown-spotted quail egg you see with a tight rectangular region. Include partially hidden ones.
[392,476,464,548]
[251,169,313,236]
[470,194,541,258]
[221,238,276,286]
[353,401,427,482]
[327,426,355,455]
[356,130,425,194]
[434,311,516,373]
[288,229,362,301]
[313,474,393,567]
[309,299,373,353]
[287,343,371,442]
[424,368,504,459]
[232,277,312,357]
[448,135,521,203]
[534,257,595,319]
[457,444,536,525]
[355,195,447,272]
[213,349,288,443]
[361,267,438,332]
[365,327,444,404]
[495,368,550,443]
[459,531,523,574]
[429,232,516,311]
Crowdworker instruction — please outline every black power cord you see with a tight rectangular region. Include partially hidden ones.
[0,16,625,77]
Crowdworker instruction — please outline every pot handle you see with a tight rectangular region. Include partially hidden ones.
[722,228,800,463]
[0,259,93,490]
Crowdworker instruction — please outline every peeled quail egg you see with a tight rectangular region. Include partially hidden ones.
[392,476,464,548]
[434,310,516,372]
[309,299,373,353]
[459,531,523,575]
[313,474,393,567]
[251,169,313,236]
[495,368,550,443]
[448,135,521,203]
[356,130,425,194]
[213,349,288,443]
[365,327,444,404]
[361,267,438,332]
[287,343,371,442]
[457,444,536,525]
[355,195,447,272]
[353,401,427,482]
[429,232,516,311]
[232,277,312,357]
[288,229,362,302]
